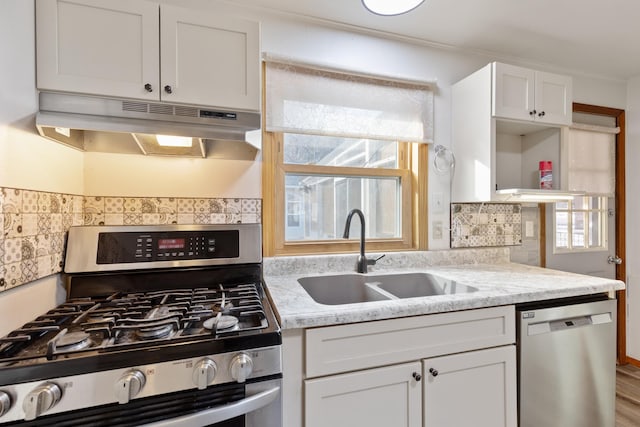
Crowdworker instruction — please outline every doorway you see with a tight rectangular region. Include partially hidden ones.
[541,103,627,364]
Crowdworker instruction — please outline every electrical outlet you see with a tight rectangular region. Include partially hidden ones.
[525,221,534,237]
[433,220,443,240]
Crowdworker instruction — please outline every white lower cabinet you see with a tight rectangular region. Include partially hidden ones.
[296,306,517,427]
[305,362,422,427]
[423,345,517,427]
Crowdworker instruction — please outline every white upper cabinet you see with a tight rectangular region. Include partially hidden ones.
[36,0,159,101]
[452,62,574,202]
[160,5,259,110]
[493,62,572,126]
[36,0,260,111]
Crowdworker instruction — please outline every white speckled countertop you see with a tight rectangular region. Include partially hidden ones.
[262,248,625,330]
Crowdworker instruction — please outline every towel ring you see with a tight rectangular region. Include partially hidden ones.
[433,144,455,174]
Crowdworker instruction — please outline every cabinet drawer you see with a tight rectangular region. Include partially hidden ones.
[306,305,515,377]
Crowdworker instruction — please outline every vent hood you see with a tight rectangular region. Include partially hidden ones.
[35,92,261,159]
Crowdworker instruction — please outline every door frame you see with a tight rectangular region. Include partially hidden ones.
[541,102,626,364]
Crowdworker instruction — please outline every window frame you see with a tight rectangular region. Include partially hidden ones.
[262,132,427,256]
[552,196,608,254]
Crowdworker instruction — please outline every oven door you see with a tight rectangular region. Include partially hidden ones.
[141,378,282,427]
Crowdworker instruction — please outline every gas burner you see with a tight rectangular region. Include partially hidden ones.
[56,331,92,352]
[203,314,239,331]
[136,323,175,340]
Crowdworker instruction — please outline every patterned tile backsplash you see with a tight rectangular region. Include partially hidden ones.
[0,187,261,293]
[450,203,522,249]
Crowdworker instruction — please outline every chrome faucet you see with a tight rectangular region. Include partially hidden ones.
[342,208,384,273]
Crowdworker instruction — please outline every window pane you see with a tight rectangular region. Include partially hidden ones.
[555,201,569,210]
[589,211,602,247]
[572,197,588,210]
[284,174,400,241]
[283,134,398,168]
[555,196,607,252]
[572,212,586,248]
[555,211,569,248]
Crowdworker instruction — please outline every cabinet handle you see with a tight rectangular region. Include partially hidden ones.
[412,372,422,382]
[538,111,546,117]
[164,85,173,94]
[144,83,153,92]
[429,368,439,377]
[529,109,537,116]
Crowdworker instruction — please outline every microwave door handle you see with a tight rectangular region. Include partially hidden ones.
[139,385,280,427]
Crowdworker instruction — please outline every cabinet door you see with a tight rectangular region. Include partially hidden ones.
[492,62,535,121]
[305,362,422,427]
[535,71,572,126]
[160,5,260,111]
[423,345,517,427]
[36,0,159,100]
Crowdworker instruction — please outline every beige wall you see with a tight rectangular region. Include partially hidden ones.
[83,152,261,198]
[0,1,84,194]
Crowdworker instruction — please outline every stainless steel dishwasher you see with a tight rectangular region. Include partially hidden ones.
[517,295,617,427]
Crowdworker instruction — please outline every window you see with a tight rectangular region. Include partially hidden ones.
[262,57,433,256]
[554,196,608,252]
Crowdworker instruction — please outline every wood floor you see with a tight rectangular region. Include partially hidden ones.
[616,364,640,426]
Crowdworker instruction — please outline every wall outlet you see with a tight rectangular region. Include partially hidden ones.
[525,221,535,238]
[433,220,443,240]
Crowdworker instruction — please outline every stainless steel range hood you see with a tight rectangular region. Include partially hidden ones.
[36,92,261,159]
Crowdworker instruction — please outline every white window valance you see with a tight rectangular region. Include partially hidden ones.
[264,55,435,143]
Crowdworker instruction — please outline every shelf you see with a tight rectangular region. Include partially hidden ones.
[495,188,585,203]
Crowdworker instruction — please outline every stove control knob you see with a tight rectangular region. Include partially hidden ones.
[192,358,217,390]
[114,370,146,404]
[0,391,11,417]
[230,353,253,383]
[22,382,61,420]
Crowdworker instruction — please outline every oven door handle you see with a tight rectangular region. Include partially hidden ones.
[139,385,280,427]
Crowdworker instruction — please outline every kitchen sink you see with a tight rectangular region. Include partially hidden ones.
[297,274,389,305]
[372,273,478,299]
[298,272,478,305]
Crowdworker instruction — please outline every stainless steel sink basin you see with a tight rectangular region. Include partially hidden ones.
[297,274,389,305]
[373,273,478,299]
[298,272,478,305]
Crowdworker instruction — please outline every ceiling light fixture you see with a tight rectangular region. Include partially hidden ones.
[362,0,425,16]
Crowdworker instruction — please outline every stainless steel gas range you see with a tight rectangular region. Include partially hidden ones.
[0,224,282,427]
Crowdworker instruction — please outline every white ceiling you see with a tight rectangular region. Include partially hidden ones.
[233,0,638,81]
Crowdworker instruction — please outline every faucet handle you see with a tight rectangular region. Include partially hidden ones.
[367,254,385,265]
